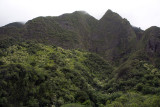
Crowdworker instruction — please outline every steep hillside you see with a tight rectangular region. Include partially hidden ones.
[0,10,160,107]
[0,42,113,107]
[24,11,98,49]
[0,22,25,48]
[91,10,137,63]
[132,26,144,40]
[0,10,138,64]
[0,42,160,107]
[140,26,160,68]
[102,26,160,96]
[142,26,160,56]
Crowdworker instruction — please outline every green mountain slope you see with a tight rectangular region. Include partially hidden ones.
[0,10,138,63]
[0,42,160,107]
[0,42,113,106]
[0,10,160,107]
[24,11,98,49]
[91,10,137,63]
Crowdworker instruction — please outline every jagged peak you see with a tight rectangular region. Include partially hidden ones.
[106,9,113,14]
[100,9,122,21]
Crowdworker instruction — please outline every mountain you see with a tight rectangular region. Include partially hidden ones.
[4,22,25,28]
[24,11,98,49]
[91,9,137,63]
[0,10,137,63]
[140,26,160,68]
[142,26,160,56]
[0,10,160,107]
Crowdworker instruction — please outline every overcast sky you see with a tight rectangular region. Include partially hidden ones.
[0,0,160,30]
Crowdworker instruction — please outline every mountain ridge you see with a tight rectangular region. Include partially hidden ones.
[0,10,142,62]
[1,9,160,107]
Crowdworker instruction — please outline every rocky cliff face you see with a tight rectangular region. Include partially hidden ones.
[141,26,160,56]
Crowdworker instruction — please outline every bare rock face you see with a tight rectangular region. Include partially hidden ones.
[142,26,160,56]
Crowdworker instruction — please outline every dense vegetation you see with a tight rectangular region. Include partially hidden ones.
[0,10,160,107]
[0,42,113,106]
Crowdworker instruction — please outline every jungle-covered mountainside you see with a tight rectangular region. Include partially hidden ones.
[0,10,160,107]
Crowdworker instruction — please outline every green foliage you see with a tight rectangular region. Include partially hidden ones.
[1,42,159,107]
[106,92,160,107]
[104,51,160,94]
[61,103,86,107]
[0,10,160,107]
[0,42,113,107]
